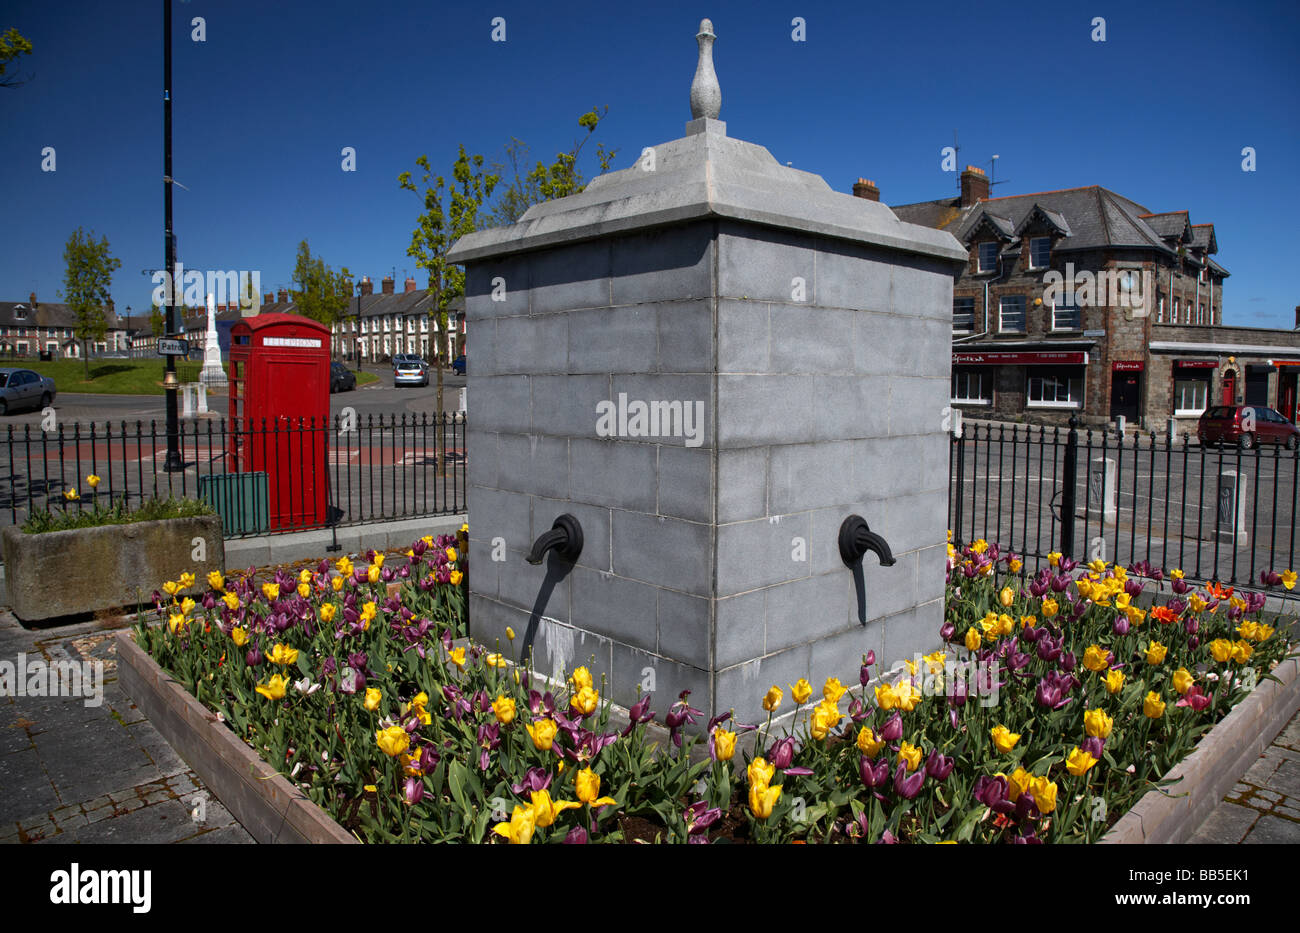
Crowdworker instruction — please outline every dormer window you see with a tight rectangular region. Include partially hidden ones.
[1029,237,1052,270]
[978,242,999,273]
[13,304,27,321]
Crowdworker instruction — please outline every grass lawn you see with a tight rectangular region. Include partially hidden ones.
[16,359,381,394]
[355,371,380,387]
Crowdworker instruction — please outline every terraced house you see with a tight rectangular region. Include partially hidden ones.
[880,167,1300,432]
[0,293,129,358]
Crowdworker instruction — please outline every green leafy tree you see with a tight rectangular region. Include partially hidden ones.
[483,107,617,228]
[399,145,498,468]
[290,240,353,327]
[149,301,166,338]
[0,28,33,89]
[61,228,121,378]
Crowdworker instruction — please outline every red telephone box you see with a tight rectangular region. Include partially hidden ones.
[228,314,331,529]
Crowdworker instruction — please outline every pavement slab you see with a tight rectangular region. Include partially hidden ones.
[1190,706,1300,844]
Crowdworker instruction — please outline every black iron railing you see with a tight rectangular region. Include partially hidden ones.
[0,413,466,538]
[949,419,1300,595]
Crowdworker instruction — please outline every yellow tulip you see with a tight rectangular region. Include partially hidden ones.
[898,741,922,772]
[1047,551,1061,567]
[231,626,248,647]
[1041,597,1059,618]
[1143,691,1166,719]
[364,688,381,712]
[1144,641,1167,665]
[1030,776,1058,814]
[893,681,921,712]
[965,628,982,651]
[822,677,847,704]
[1082,645,1111,672]
[576,768,603,804]
[319,603,337,624]
[1231,640,1253,663]
[1083,708,1113,739]
[447,646,466,669]
[335,556,353,575]
[1255,624,1274,641]
[331,575,344,593]
[492,804,536,844]
[990,725,1020,753]
[714,729,737,761]
[1282,569,1296,590]
[493,695,516,725]
[570,686,599,716]
[527,718,558,751]
[162,580,181,597]
[265,644,299,666]
[747,756,776,788]
[446,547,457,562]
[207,570,225,591]
[255,673,289,701]
[858,727,885,757]
[762,686,783,712]
[571,666,593,691]
[1209,639,1233,663]
[222,591,240,611]
[86,474,101,489]
[529,789,581,828]
[999,586,1014,608]
[505,626,516,641]
[167,613,187,635]
[1236,621,1258,642]
[261,582,280,601]
[1065,747,1098,776]
[809,700,842,741]
[1172,668,1194,695]
[373,552,385,569]
[376,725,410,757]
[1103,669,1125,695]
[790,679,813,705]
[748,781,781,820]
[449,570,463,586]
[1009,558,1023,573]
[367,565,380,584]
[875,683,898,709]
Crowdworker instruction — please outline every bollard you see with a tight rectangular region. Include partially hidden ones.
[1216,470,1248,547]
[1089,457,1117,525]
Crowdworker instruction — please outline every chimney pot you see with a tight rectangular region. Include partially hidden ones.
[404,277,417,294]
[360,276,374,297]
[852,178,880,202]
[960,166,990,207]
[381,275,395,295]
[277,289,289,303]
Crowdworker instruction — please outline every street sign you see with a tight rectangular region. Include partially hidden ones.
[158,338,189,356]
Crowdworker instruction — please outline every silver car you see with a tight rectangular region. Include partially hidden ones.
[392,354,429,388]
[0,368,57,415]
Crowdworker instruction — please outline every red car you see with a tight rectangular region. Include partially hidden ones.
[1197,405,1300,450]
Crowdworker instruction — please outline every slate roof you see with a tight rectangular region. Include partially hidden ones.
[892,186,1228,275]
[0,299,127,330]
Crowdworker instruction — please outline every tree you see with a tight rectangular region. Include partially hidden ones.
[149,302,166,338]
[483,107,617,228]
[0,28,33,89]
[399,145,498,471]
[290,240,353,327]
[61,228,120,378]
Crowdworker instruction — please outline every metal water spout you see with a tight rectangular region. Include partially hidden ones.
[526,514,584,565]
[838,515,896,567]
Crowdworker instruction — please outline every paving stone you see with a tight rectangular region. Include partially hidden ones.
[1231,782,1252,796]
[1186,801,1259,845]
[178,822,256,844]
[1265,759,1300,800]
[65,798,196,844]
[1255,788,1283,804]
[140,783,174,806]
[1243,813,1300,844]
[1242,755,1282,786]
[1274,716,1300,749]
[1277,805,1300,820]
[0,748,58,823]
[128,719,191,778]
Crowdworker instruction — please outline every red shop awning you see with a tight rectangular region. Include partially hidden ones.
[952,351,1088,366]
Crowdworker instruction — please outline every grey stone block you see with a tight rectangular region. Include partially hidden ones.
[466,429,499,492]
[881,601,946,673]
[716,588,766,669]
[716,513,811,597]
[854,310,950,377]
[466,258,531,318]
[765,572,858,653]
[657,588,711,668]
[472,376,531,435]
[769,306,855,374]
[568,438,659,512]
[717,446,768,523]
[494,314,569,375]
[496,551,571,625]
[768,440,855,514]
[656,299,715,374]
[1191,802,1259,844]
[812,374,890,441]
[612,224,713,305]
[527,617,616,688]
[716,642,813,725]
[495,434,568,499]
[0,748,59,823]
[718,299,771,373]
[607,646,709,719]
[718,227,818,303]
[530,374,612,438]
[890,254,956,321]
[814,243,894,313]
[718,374,816,448]
[657,445,712,523]
[608,374,713,449]
[808,618,888,689]
[529,241,611,315]
[889,377,949,437]
[567,306,660,374]
[569,567,659,655]
[467,486,532,555]
[611,511,712,596]
[1243,813,1300,844]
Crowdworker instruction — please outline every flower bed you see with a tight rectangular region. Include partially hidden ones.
[132,529,1298,843]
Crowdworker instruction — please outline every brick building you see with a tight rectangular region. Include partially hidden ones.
[878,167,1300,432]
[0,293,130,358]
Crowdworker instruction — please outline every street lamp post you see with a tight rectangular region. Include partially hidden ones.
[125,305,132,358]
[161,0,183,472]
[355,283,363,377]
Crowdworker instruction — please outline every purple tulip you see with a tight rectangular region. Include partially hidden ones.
[684,800,722,836]
[768,736,796,770]
[879,711,904,742]
[511,766,553,794]
[947,677,969,707]
[1059,651,1077,673]
[858,756,890,789]
[245,648,261,667]
[1112,616,1131,637]
[1081,736,1105,759]
[973,775,1016,815]
[564,825,589,845]
[893,763,925,799]
[925,750,954,781]
[1188,635,1200,650]
[1125,579,1145,598]
[1021,624,1040,643]
[1036,636,1061,663]
[1171,577,1190,594]
[939,620,957,642]
[403,776,425,806]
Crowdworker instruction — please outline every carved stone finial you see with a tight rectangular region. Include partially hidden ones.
[689,18,720,120]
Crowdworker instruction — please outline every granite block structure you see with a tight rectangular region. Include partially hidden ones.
[448,20,967,725]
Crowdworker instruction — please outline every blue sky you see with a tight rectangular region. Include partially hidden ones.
[3,0,1298,328]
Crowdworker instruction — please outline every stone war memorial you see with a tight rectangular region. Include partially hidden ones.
[449,19,967,726]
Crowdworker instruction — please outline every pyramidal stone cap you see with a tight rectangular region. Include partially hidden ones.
[447,20,966,267]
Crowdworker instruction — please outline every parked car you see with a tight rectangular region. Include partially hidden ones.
[0,368,57,415]
[451,354,466,375]
[1197,405,1300,450]
[392,354,429,388]
[329,361,356,393]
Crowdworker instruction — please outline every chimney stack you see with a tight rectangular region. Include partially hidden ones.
[360,276,374,297]
[381,275,395,295]
[264,292,274,305]
[404,277,417,294]
[852,178,880,202]
[960,165,989,207]
[29,291,37,309]
[277,289,289,303]
[1295,305,1300,330]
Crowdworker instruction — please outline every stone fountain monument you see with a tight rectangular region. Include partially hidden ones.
[448,19,967,725]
